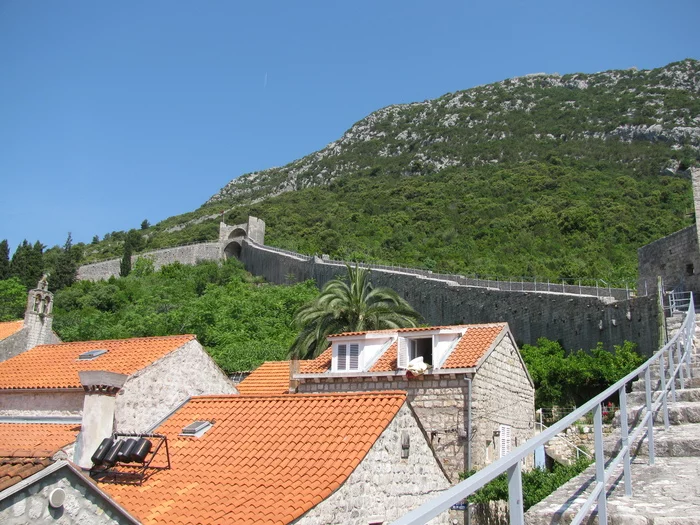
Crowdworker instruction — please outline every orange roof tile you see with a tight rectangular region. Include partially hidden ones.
[442,324,506,368]
[0,456,53,491]
[369,342,398,372]
[237,361,291,395]
[0,335,196,389]
[0,422,80,457]
[299,346,332,373]
[0,320,24,341]
[100,391,407,525]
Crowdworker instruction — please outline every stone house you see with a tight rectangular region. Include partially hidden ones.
[290,323,536,480]
[0,391,451,525]
[0,334,236,447]
[0,277,61,363]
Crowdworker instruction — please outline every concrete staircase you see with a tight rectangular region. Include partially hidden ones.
[525,313,700,524]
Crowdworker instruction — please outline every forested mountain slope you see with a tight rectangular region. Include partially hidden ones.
[83,59,699,284]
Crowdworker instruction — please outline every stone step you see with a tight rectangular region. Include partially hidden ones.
[620,401,700,427]
[525,457,700,525]
[604,423,700,458]
[631,376,700,391]
[626,386,700,405]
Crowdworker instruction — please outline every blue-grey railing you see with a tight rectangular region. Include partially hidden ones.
[391,294,696,525]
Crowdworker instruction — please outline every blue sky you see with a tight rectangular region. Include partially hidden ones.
[1,0,698,254]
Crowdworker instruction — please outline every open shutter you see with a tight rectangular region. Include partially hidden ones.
[397,337,409,369]
[499,425,511,458]
[349,344,359,370]
[337,344,347,371]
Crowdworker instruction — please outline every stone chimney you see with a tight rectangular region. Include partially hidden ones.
[24,274,54,351]
[73,371,128,469]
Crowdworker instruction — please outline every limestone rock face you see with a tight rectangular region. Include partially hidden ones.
[205,59,700,206]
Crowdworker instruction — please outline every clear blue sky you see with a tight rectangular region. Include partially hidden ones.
[1,0,698,254]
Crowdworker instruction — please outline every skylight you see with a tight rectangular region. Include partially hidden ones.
[180,420,213,437]
[77,349,108,361]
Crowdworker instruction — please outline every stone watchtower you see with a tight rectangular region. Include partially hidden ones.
[24,275,55,351]
[219,216,266,260]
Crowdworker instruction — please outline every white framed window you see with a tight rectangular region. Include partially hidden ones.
[398,336,434,368]
[499,424,511,458]
[336,343,360,371]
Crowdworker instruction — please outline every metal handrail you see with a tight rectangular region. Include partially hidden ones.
[391,294,696,525]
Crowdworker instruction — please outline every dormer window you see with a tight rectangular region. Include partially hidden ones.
[336,343,360,371]
[409,338,433,366]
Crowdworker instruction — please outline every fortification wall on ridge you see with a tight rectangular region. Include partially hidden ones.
[637,225,700,295]
[240,240,660,356]
[76,243,220,281]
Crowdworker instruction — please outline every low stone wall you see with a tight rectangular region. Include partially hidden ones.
[241,241,661,356]
[76,243,220,281]
[637,225,700,296]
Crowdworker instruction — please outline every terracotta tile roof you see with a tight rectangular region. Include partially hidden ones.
[0,456,53,491]
[101,391,407,525]
[0,320,24,341]
[369,342,398,372]
[298,323,508,373]
[299,346,332,373]
[237,361,291,395]
[0,335,196,390]
[442,323,506,368]
[0,422,80,457]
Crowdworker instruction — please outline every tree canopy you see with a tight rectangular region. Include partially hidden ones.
[288,265,421,359]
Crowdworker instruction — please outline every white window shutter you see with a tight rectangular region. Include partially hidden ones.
[398,337,408,369]
[349,344,359,370]
[337,344,347,371]
[499,425,511,458]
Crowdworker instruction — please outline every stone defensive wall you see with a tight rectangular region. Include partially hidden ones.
[239,240,660,356]
[637,225,700,296]
[76,242,220,281]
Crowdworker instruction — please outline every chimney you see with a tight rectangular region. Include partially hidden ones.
[289,358,300,393]
[24,274,54,351]
[73,371,128,469]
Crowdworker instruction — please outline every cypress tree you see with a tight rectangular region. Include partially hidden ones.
[120,240,132,277]
[10,240,43,289]
[0,240,9,280]
[53,233,78,291]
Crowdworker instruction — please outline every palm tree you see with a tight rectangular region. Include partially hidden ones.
[288,264,422,359]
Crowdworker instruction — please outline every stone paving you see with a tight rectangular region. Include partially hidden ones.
[525,313,700,524]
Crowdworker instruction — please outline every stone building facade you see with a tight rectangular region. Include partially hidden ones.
[296,323,535,481]
[0,277,60,363]
[0,335,237,433]
[0,462,138,525]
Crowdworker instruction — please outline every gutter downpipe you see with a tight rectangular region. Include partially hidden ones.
[466,376,472,525]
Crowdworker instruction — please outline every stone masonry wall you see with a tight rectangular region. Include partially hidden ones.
[637,225,700,296]
[293,402,451,525]
[241,241,661,356]
[0,391,84,418]
[115,339,237,432]
[0,329,28,363]
[471,334,535,469]
[76,243,220,281]
[0,467,132,525]
[299,376,469,481]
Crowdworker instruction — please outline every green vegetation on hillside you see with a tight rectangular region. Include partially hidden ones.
[53,259,317,372]
[226,160,691,284]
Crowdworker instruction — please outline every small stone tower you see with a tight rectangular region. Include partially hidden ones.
[24,274,54,351]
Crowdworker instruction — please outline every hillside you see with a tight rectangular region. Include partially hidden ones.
[81,59,700,284]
